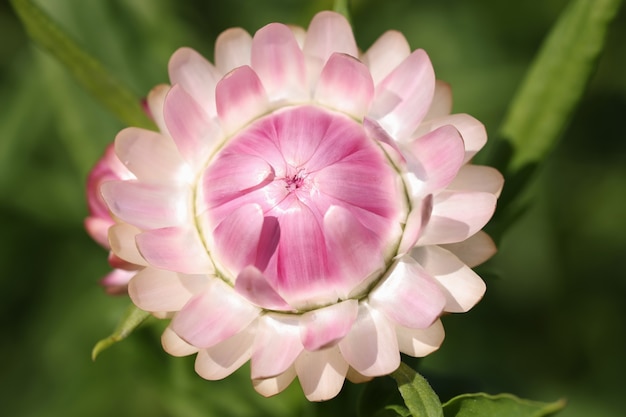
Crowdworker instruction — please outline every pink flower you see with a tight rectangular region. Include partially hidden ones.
[96,11,503,400]
[85,143,137,294]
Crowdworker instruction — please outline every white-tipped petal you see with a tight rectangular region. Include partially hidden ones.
[107,223,146,266]
[441,231,497,268]
[251,314,303,379]
[135,227,214,274]
[215,27,253,73]
[129,267,207,312]
[412,246,486,313]
[169,47,222,118]
[162,326,199,357]
[253,367,297,398]
[172,280,259,348]
[370,256,446,329]
[194,326,255,380]
[251,23,307,102]
[215,65,270,134]
[295,346,348,402]
[300,299,358,351]
[369,49,435,141]
[339,303,400,377]
[448,165,504,197]
[362,30,411,85]
[418,191,497,246]
[396,319,445,357]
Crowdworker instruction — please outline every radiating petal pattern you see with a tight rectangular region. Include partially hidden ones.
[87,10,500,402]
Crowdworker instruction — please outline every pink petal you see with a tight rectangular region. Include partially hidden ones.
[369,49,435,141]
[107,223,146,266]
[274,201,330,307]
[405,125,466,195]
[414,113,487,163]
[235,266,291,311]
[361,30,411,85]
[214,27,253,74]
[396,319,445,357]
[345,367,373,384]
[135,227,213,274]
[251,23,307,101]
[115,127,191,183]
[303,11,357,84]
[101,180,190,230]
[412,246,486,312]
[215,65,269,133]
[448,165,504,197]
[164,84,222,167]
[418,191,497,245]
[161,326,199,357]
[194,326,255,380]
[145,84,170,134]
[100,268,135,294]
[314,53,375,118]
[397,194,433,256]
[251,314,303,379]
[168,47,221,118]
[253,368,297,398]
[300,299,358,351]
[323,206,385,297]
[338,303,400,376]
[363,117,406,168]
[172,279,259,348]
[369,256,446,329]
[85,217,113,248]
[128,267,207,312]
[424,80,453,120]
[295,346,348,401]
[212,203,264,276]
[441,231,497,268]
[202,153,274,208]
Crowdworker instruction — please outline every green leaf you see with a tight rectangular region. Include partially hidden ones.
[10,0,155,129]
[443,393,566,417]
[333,0,351,22]
[483,0,623,239]
[497,0,623,172]
[92,304,151,361]
[390,362,443,417]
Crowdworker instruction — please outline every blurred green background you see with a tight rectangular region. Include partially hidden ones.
[1,0,624,416]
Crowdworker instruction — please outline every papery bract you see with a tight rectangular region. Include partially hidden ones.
[88,11,503,401]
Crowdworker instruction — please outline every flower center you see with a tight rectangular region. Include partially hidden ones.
[283,169,307,192]
[198,105,406,309]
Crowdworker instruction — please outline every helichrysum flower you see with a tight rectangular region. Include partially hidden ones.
[93,11,503,401]
[85,143,136,294]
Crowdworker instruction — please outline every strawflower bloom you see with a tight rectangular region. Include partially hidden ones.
[85,143,136,294]
[92,11,503,400]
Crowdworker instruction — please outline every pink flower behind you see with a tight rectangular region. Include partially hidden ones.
[92,11,503,400]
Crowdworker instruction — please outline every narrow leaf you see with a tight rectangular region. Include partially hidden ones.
[10,0,155,129]
[443,393,566,417]
[390,362,443,417]
[333,0,351,23]
[498,0,622,172]
[92,304,150,360]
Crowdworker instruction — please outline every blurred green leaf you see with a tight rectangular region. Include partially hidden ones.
[497,0,622,172]
[390,362,443,417]
[92,303,150,360]
[10,0,155,129]
[333,0,351,22]
[443,393,566,417]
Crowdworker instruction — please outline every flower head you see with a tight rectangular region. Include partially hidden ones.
[93,11,502,400]
[85,143,136,294]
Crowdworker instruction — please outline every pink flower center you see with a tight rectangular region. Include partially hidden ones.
[199,105,405,309]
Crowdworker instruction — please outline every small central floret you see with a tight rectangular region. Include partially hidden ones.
[283,168,308,192]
